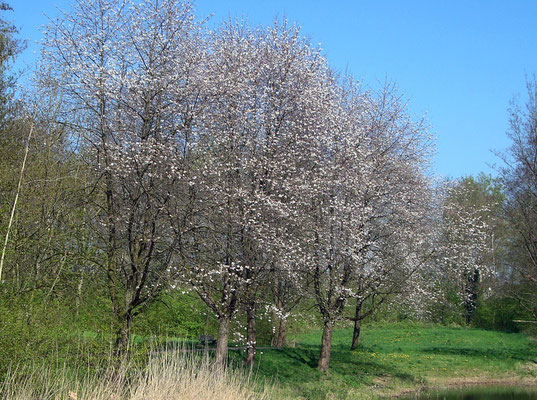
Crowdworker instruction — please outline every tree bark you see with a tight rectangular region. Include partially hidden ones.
[215,315,230,369]
[245,303,256,368]
[275,317,287,348]
[75,273,84,317]
[350,301,362,350]
[318,319,334,372]
[114,310,133,361]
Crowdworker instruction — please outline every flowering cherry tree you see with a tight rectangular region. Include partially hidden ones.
[345,85,435,350]
[288,80,434,371]
[41,0,205,356]
[431,179,492,324]
[180,19,336,367]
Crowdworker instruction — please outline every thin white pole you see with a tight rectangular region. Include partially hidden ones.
[0,121,34,282]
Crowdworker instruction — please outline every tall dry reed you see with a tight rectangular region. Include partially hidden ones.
[1,349,270,400]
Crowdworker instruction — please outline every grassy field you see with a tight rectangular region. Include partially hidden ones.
[3,322,537,399]
[248,322,537,399]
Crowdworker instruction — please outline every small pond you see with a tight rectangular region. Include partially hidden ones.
[399,385,537,399]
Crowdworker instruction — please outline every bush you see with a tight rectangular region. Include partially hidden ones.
[133,291,211,339]
[473,296,526,333]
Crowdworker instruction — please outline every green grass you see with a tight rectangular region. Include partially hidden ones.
[249,322,537,399]
[4,319,536,399]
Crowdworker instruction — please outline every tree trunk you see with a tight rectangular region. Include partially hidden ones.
[245,303,256,368]
[75,273,84,317]
[215,315,230,369]
[0,122,34,282]
[350,318,362,351]
[350,301,362,351]
[114,310,132,361]
[464,267,479,325]
[318,319,334,372]
[275,317,287,348]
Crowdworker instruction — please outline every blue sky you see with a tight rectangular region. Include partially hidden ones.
[8,0,537,178]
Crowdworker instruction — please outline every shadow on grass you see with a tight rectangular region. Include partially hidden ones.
[330,343,419,383]
[280,347,319,368]
[254,342,419,387]
[422,346,535,362]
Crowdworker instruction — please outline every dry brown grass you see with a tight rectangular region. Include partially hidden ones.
[1,350,270,400]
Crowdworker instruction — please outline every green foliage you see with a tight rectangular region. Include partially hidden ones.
[428,286,466,325]
[473,294,533,333]
[0,2,24,130]
[0,289,112,379]
[246,311,275,346]
[133,291,209,339]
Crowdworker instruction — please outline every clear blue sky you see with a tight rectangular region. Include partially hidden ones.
[9,0,537,178]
